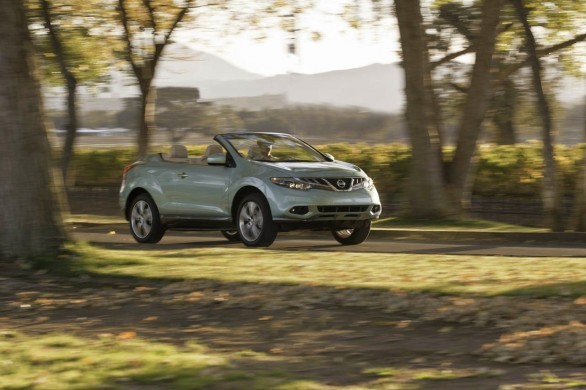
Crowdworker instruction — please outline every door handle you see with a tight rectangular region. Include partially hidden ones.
[178,172,188,179]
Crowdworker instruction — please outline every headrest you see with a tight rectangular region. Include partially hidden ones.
[169,144,188,159]
[204,144,223,157]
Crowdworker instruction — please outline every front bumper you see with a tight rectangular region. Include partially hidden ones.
[265,184,382,224]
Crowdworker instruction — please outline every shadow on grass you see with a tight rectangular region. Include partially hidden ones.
[19,255,503,388]
[17,244,586,389]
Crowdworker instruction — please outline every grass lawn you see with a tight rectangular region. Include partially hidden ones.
[50,241,586,298]
[3,224,586,389]
[373,217,546,232]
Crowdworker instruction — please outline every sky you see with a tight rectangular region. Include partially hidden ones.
[185,28,400,77]
[176,1,400,77]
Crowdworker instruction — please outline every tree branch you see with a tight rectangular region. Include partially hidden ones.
[431,46,475,69]
[154,0,197,64]
[498,33,586,81]
[117,0,141,80]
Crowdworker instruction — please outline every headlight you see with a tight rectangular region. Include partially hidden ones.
[271,177,312,191]
[356,177,374,190]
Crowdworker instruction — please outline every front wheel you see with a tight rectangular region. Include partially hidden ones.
[237,194,277,247]
[332,220,371,245]
[129,193,165,243]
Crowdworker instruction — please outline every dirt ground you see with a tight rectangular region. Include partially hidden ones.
[1,191,586,389]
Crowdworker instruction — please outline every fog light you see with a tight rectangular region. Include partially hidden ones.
[290,206,309,215]
[372,205,381,213]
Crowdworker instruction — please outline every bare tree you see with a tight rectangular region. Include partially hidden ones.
[117,0,197,158]
[394,0,450,217]
[447,0,504,209]
[574,94,586,231]
[512,0,564,232]
[39,0,78,184]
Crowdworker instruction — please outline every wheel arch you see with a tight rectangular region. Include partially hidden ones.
[124,188,151,220]
[231,186,265,223]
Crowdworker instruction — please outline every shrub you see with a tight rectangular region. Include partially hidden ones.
[68,143,585,200]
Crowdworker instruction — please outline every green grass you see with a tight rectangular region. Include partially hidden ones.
[0,330,516,390]
[8,242,586,388]
[51,243,586,297]
[0,331,302,390]
[65,214,125,225]
[374,217,545,232]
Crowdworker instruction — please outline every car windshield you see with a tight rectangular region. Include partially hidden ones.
[222,133,328,162]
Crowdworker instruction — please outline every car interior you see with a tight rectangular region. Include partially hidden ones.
[163,144,225,164]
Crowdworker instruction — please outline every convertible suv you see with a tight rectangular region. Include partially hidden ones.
[120,132,382,247]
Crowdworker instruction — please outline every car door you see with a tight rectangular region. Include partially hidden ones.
[172,163,232,219]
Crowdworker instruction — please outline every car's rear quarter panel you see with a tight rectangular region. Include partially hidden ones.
[120,160,176,216]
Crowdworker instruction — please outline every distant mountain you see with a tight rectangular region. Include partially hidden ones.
[153,44,405,113]
[193,63,405,113]
[64,43,581,116]
[155,44,262,85]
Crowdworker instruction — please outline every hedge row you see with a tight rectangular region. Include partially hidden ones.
[68,143,586,198]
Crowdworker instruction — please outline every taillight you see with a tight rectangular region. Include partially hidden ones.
[122,162,140,181]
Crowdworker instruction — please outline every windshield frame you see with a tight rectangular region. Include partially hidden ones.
[220,132,329,163]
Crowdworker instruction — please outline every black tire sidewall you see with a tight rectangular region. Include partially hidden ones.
[332,220,371,245]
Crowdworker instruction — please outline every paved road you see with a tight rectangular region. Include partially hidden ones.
[71,223,586,257]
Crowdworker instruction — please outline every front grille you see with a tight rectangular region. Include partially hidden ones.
[317,205,369,213]
[302,177,365,191]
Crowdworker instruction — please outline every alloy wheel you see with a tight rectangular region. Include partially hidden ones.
[238,201,263,242]
[131,200,152,239]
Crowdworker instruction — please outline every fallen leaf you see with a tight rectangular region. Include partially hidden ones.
[134,286,156,292]
[117,331,137,340]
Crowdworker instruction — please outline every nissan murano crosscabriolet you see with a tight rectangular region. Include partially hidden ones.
[120,132,382,247]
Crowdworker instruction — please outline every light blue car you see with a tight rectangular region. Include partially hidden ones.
[120,132,382,247]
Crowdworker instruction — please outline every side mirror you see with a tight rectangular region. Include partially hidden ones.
[207,154,226,166]
[323,153,335,162]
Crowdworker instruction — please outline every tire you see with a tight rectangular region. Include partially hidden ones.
[129,193,165,243]
[236,193,277,247]
[221,230,241,242]
[332,220,371,245]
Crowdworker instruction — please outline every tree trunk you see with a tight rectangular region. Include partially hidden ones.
[573,94,586,231]
[394,0,450,218]
[0,1,67,259]
[40,0,79,185]
[61,74,78,185]
[492,78,517,145]
[512,0,564,232]
[448,0,504,209]
[137,77,156,159]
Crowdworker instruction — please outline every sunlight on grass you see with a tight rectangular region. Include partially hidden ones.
[0,331,406,390]
[374,217,545,232]
[0,331,227,389]
[65,214,124,225]
[363,365,507,385]
[65,243,586,297]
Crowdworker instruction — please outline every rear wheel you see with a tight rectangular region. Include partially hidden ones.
[332,220,371,245]
[237,193,277,247]
[221,230,241,241]
[129,193,165,243]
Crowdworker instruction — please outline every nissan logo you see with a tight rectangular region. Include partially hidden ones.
[336,179,346,189]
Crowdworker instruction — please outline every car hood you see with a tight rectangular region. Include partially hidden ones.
[259,161,365,177]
